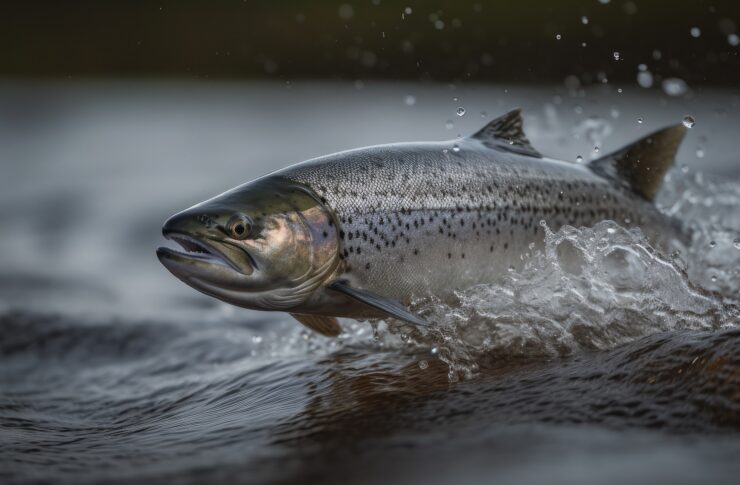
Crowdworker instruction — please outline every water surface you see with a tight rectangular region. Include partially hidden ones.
[1,82,739,484]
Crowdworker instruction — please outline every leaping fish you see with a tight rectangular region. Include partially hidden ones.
[157,109,686,336]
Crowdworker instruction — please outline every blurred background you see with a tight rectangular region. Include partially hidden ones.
[2,2,740,485]
[3,0,740,84]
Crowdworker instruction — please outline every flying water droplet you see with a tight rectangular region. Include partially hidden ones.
[681,165,689,173]
[445,120,454,130]
[452,144,461,152]
[733,237,740,249]
[662,78,689,97]
[613,51,620,61]
[404,95,416,106]
[581,16,589,25]
[576,155,583,163]
[696,147,705,158]
[709,240,716,248]
[593,146,600,153]
[637,70,654,88]
[418,360,429,370]
[690,27,701,38]
[729,34,740,47]
[682,115,695,128]
[637,117,643,124]
[555,34,562,40]
[480,111,487,118]
[456,107,466,116]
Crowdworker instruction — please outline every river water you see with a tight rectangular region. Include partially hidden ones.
[1,81,739,484]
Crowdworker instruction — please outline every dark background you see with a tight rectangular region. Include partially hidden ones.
[3,0,739,85]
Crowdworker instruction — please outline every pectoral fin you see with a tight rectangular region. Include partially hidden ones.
[290,313,342,337]
[328,281,429,327]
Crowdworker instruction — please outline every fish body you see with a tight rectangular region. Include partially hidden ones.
[157,110,686,335]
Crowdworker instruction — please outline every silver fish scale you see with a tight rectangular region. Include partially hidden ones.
[282,139,671,303]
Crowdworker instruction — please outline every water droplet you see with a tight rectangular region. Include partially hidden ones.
[404,95,416,106]
[696,147,705,158]
[662,78,689,97]
[418,360,429,370]
[452,96,459,102]
[637,70,654,88]
[576,155,583,163]
[617,88,623,93]
[598,0,610,4]
[480,111,487,118]
[638,63,647,71]
[637,117,643,124]
[682,115,695,128]
[456,107,466,116]
[613,51,621,61]
[709,240,716,248]
[555,33,562,40]
[733,237,740,249]
[338,4,354,20]
[606,227,616,234]
[404,7,413,14]
[445,120,454,130]
[690,27,701,38]
[711,275,717,282]
[681,165,689,173]
[729,34,740,47]
[610,106,620,118]
[452,144,461,152]
[431,346,438,355]
[581,16,589,25]
[582,41,588,47]
[593,146,600,153]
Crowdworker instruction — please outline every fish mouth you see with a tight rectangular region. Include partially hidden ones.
[157,233,255,276]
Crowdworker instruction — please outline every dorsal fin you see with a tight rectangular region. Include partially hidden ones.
[470,108,542,158]
[589,124,687,201]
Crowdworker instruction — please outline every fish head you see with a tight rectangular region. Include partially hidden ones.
[157,177,340,311]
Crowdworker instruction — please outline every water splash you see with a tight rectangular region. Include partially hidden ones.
[372,172,740,380]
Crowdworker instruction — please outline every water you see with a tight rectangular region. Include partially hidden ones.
[1,81,739,484]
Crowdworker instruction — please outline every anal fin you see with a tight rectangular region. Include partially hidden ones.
[290,313,342,337]
[328,281,429,327]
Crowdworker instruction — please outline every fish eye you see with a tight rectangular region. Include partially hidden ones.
[227,214,251,239]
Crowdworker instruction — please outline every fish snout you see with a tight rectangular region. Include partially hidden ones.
[162,210,215,239]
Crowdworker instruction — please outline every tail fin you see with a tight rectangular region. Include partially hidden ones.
[589,124,687,201]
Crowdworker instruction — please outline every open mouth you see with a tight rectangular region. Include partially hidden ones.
[157,233,255,275]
